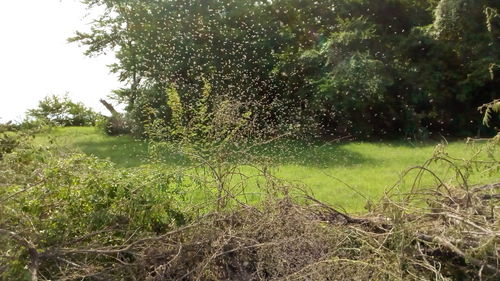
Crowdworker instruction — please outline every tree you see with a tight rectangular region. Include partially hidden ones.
[26,94,99,126]
[72,0,500,139]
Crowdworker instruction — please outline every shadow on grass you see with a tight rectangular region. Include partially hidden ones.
[247,140,375,168]
[74,137,149,168]
[74,135,376,169]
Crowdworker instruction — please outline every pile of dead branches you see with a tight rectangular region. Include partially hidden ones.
[19,178,496,281]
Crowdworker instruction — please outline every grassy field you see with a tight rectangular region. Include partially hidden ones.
[35,127,499,212]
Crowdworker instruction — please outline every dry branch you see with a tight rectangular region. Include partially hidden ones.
[0,229,39,281]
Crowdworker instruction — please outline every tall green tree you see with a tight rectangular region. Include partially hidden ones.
[73,0,500,138]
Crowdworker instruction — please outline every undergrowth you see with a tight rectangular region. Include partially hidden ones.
[0,125,498,280]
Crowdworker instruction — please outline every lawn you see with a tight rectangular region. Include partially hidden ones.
[34,126,149,168]
[35,127,499,212]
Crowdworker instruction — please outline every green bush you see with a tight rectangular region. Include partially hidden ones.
[0,134,19,159]
[0,142,189,280]
[0,121,19,133]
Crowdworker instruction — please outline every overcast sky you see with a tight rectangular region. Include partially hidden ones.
[0,0,122,122]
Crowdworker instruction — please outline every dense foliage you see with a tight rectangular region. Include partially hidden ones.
[71,0,499,139]
[0,134,188,280]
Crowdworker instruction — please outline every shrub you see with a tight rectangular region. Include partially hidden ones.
[0,142,189,280]
[0,130,35,160]
[0,134,19,159]
[0,121,19,133]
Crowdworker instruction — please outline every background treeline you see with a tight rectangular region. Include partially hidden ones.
[72,0,500,139]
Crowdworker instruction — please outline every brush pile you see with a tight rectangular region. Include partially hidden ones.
[34,180,498,281]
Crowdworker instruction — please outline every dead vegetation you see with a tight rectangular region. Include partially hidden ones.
[1,134,498,281]
[32,175,499,280]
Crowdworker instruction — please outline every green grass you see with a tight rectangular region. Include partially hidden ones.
[35,127,499,213]
[270,141,495,212]
[34,127,149,168]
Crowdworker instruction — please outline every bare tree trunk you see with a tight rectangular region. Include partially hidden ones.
[99,99,119,117]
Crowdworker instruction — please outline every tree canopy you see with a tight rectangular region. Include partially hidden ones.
[26,94,99,127]
[71,0,500,139]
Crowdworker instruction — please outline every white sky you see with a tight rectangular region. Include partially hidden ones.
[0,0,123,122]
